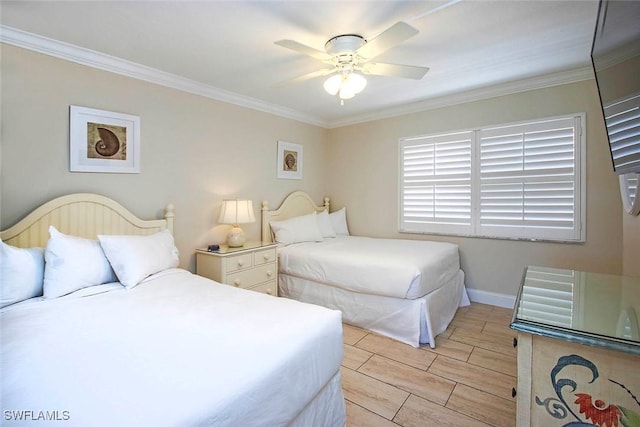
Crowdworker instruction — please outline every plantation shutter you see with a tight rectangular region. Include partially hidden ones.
[603,93,640,174]
[519,266,574,328]
[399,131,473,234]
[478,116,581,241]
[398,114,584,241]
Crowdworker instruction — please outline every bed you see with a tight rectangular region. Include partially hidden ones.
[261,191,470,348]
[1,193,346,427]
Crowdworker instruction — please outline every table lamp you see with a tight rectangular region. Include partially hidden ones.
[218,199,255,247]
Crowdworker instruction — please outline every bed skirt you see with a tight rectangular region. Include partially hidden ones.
[279,270,469,348]
[289,371,346,427]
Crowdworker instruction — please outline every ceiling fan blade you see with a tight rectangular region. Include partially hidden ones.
[361,62,429,80]
[274,40,332,61]
[356,22,419,60]
[275,67,336,87]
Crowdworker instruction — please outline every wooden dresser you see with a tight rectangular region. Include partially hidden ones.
[510,266,640,427]
[195,241,278,296]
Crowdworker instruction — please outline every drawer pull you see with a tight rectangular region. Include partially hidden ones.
[263,254,270,261]
[237,260,245,267]
[513,337,518,348]
[512,387,517,398]
[266,289,273,295]
[233,279,241,287]
[266,270,273,277]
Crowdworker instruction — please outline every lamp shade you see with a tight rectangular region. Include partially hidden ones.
[218,199,255,225]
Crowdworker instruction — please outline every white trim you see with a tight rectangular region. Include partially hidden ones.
[466,288,516,309]
[328,67,594,128]
[0,25,327,128]
[1,24,592,130]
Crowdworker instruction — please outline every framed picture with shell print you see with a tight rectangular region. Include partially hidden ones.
[277,140,303,180]
[69,105,140,173]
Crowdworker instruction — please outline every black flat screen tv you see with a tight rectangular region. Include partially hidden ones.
[590,0,640,175]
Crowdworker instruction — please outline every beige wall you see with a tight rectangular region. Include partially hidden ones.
[326,80,624,297]
[623,214,640,277]
[0,45,328,270]
[2,44,635,297]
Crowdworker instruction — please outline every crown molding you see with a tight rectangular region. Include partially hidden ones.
[326,66,594,128]
[1,24,592,130]
[0,25,328,128]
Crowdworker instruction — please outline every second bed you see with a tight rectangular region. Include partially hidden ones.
[262,191,470,348]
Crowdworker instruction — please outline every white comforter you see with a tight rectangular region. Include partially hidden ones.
[278,236,461,299]
[1,269,344,426]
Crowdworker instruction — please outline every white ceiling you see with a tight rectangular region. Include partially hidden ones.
[0,1,600,128]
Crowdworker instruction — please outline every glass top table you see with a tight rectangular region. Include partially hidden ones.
[510,266,640,355]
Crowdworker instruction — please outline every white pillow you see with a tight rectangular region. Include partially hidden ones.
[316,209,336,238]
[98,229,179,289]
[329,208,350,235]
[1,241,45,308]
[44,226,117,299]
[270,212,324,245]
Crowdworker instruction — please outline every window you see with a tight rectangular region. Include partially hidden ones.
[399,114,585,242]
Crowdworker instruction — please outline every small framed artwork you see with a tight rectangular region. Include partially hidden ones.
[277,140,303,180]
[69,105,140,173]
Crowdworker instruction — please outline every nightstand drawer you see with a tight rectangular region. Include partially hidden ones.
[254,248,276,265]
[225,253,253,272]
[226,264,276,288]
[249,280,277,296]
[194,242,278,297]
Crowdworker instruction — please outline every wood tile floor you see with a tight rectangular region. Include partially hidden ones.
[341,302,517,427]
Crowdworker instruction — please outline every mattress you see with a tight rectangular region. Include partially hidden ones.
[1,269,345,426]
[278,235,461,299]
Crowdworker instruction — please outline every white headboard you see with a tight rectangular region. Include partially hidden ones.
[0,193,174,248]
[261,191,329,243]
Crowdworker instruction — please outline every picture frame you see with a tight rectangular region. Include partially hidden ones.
[69,105,140,173]
[277,140,303,180]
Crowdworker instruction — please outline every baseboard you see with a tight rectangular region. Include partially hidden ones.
[466,288,516,309]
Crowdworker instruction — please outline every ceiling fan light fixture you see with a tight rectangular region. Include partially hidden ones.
[339,84,355,100]
[325,72,367,100]
[323,74,342,95]
[275,21,427,102]
[348,73,367,94]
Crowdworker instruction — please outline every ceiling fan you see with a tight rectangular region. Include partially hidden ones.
[275,22,429,103]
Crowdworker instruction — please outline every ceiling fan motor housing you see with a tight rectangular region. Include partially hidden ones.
[324,34,366,55]
[325,34,367,71]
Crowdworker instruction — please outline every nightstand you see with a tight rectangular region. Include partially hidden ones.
[195,241,278,296]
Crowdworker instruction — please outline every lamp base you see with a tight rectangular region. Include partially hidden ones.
[226,226,246,247]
